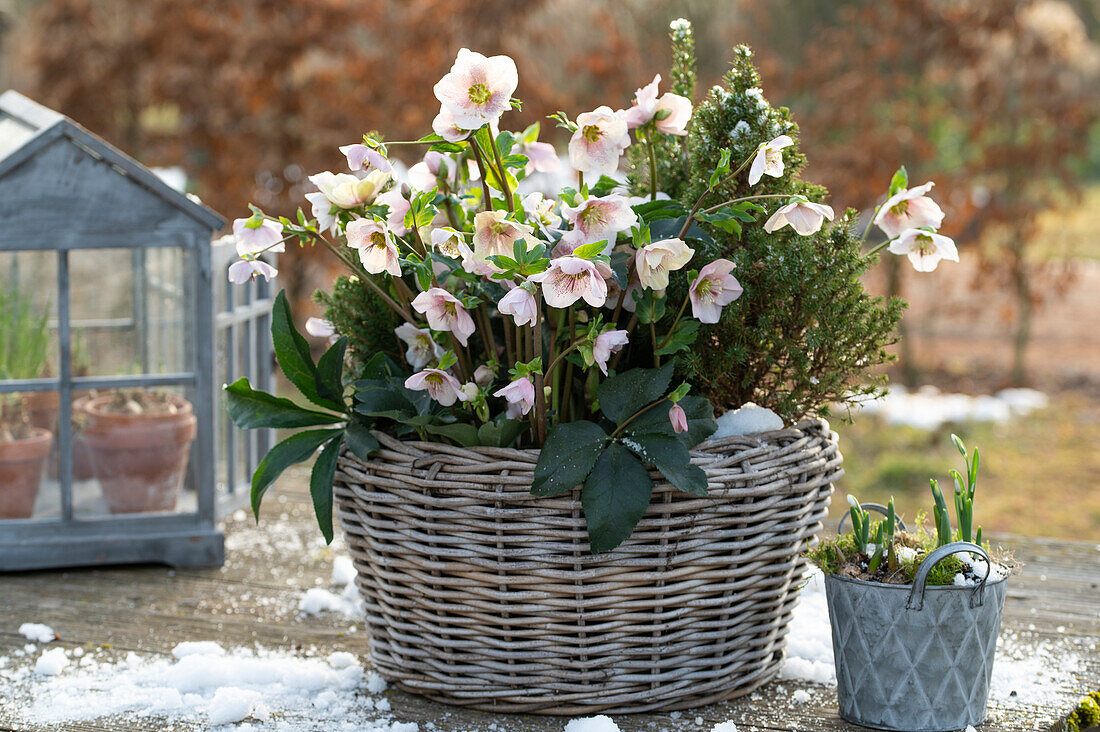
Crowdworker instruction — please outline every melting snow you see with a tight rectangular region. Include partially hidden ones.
[855,385,1048,430]
[18,623,56,643]
[0,642,405,731]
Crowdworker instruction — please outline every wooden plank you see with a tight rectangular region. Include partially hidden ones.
[0,484,1096,732]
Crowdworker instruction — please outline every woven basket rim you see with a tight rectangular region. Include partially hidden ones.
[365,416,831,460]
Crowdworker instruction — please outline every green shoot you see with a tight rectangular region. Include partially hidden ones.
[930,478,952,547]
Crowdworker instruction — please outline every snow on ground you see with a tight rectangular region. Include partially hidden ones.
[0,641,412,731]
[18,623,56,643]
[780,568,1082,710]
[298,554,364,620]
[855,385,1049,430]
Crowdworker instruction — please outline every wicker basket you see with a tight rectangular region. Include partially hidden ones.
[333,418,842,715]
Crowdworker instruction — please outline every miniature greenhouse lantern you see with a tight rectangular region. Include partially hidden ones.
[0,91,272,570]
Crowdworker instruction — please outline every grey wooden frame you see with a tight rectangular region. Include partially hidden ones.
[0,91,231,570]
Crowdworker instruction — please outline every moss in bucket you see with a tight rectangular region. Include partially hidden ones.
[808,433,1013,586]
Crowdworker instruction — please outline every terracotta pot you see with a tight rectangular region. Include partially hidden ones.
[25,391,59,435]
[82,395,197,514]
[0,428,52,519]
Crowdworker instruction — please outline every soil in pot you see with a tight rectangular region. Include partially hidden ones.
[82,392,196,514]
[0,427,53,519]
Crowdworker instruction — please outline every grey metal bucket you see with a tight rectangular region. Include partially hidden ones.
[824,541,1007,732]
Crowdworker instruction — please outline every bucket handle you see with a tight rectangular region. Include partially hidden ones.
[906,541,991,611]
[836,502,908,534]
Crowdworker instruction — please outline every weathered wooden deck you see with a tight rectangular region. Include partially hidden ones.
[1,471,1097,731]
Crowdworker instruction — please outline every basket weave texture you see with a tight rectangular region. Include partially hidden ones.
[333,418,842,715]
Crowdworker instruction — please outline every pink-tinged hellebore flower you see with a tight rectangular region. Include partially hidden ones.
[669,403,689,434]
[404,368,469,407]
[497,285,538,327]
[346,219,401,276]
[433,48,518,129]
[411,288,477,346]
[394,323,445,370]
[689,259,743,324]
[591,329,629,376]
[568,106,630,179]
[635,238,695,291]
[522,141,560,174]
[432,106,472,144]
[522,192,561,230]
[228,259,277,284]
[339,144,392,174]
[473,364,495,388]
[528,256,608,308]
[232,218,285,256]
[376,189,411,237]
[621,75,692,136]
[308,170,389,209]
[747,135,794,185]
[498,284,540,327]
[561,195,638,253]
[887,228,959,272]
[430,227,464,259]
[494,377,536,418]
[408,151,455,191]
[874,182,945,239]
[470,210,534,272]
[305,192,337,234]
[763,199,835,236]
[305,318,335,338]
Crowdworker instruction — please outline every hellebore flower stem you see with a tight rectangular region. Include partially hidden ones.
[607,313,638,372]
[647,136,660,202]
[487,133,516,214]
[476,303,498,364]
[864,238,892,258]
[699,193,790,216]
[468,134,495,211]
[609,396,671,439]
[316,234,417,326]
[678,151,756,239]
[656,292,691,350]
[861,200,887,245]
[532,291,547,445]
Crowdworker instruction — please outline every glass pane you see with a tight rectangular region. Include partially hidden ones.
[0,393,55,520]
[69,247,192,377]
[74,385,198,518]
[0,250,59,380]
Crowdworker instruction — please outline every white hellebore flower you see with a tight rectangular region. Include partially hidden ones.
[305,318,335,338]
[529,256,608,309]
[568,106,630,179]
[497,285,539,327]
[308,170,389,209]
[560,195,638,254]
[394,323,444,370]
[874,181,945,239]
[621,74,692,136]
[227,259,277,284]
[748,135,794,186]
[232,218,285,256]
[346,219,401,277]
[888,228,959,272]
[433,48,518,129]
[339,144,392,174]
[522,192,561,230]
[430,227,465,259]
[635,238,695,291]
[469,210,534,274]
[404,368,468,407]
[763,197,835,236]
[432,105,472,144]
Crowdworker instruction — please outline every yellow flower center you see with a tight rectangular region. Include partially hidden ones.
[695,277,718,303]
[891,200,910,216]
[915,234,935,256]
[582,124,603,144]
[370,232,387,249]
[580,205,608,229]
[468,83,491,105]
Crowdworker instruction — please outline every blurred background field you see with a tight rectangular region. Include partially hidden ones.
[0,0,1096,539]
